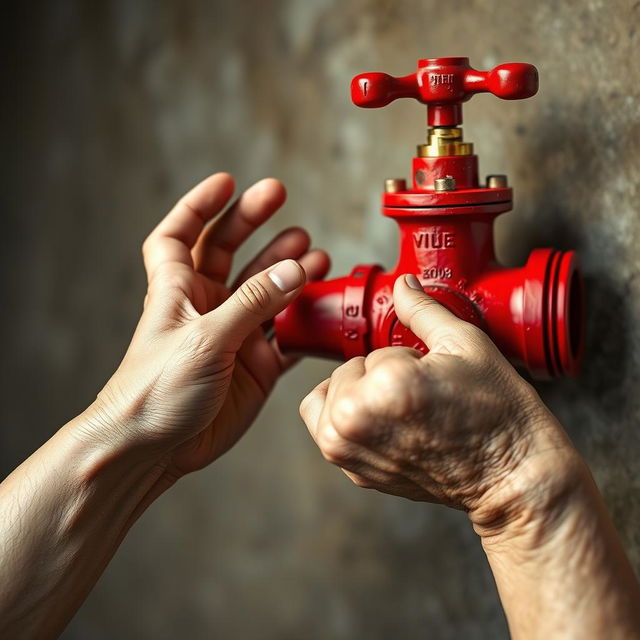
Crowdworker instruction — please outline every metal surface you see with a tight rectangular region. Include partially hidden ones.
[275,57,584,379]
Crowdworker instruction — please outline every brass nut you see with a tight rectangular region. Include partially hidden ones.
[486,174,508,188]
[434,175,456,191]
[418,127,473,158]
[385,178,407,193]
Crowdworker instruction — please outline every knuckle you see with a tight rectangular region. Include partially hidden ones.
[431,333,467,355]
[370,359,414,393]
[235,278,272,315]
[330,396,360,433]
[409,295,441,318]
[149,270,191,301]
[431,324,487,357]
[317,427,350,466]
[364,360,422,418]
[364,346,395,363]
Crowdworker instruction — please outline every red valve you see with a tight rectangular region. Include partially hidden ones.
[351,57,538,125]
[275,57,584,379]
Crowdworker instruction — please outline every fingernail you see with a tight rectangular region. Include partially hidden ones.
[405,274,423,290]
[269,260,304,292]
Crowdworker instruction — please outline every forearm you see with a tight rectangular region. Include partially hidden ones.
[0,406,170,639]
[475,432,640,639]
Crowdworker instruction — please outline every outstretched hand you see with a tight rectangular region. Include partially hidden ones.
[87,173,329,480]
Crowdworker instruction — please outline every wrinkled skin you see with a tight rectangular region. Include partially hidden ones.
[300,274,572,529]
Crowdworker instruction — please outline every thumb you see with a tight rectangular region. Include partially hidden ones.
[203,259,306,351]
[393,274,472,352]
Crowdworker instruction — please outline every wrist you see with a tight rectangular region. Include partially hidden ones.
[469,414,589,554]
[56,400,178,514]
[63,402,171,493]
[67,382,174,462]
[470,419,640,639]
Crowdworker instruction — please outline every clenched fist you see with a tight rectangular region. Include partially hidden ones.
[300,273,581,536]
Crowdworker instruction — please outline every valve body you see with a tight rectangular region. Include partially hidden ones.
[275,57,584,378]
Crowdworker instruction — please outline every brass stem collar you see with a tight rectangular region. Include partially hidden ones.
[417,127,474,158]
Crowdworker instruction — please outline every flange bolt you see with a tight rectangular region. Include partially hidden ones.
[486,174,508,188]
[434,175,456,191]
[385,178,407,193]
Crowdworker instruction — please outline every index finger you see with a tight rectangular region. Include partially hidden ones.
[142,173,235,281]
[192,178,287,283]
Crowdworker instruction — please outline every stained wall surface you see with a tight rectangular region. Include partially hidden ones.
[1,1,639,638]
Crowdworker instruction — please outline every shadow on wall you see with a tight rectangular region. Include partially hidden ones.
[504,96,637,432]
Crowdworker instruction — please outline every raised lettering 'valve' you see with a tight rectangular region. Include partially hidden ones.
[274,57,584,379]
[351,57,538,125]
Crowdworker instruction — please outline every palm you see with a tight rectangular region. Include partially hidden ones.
[170,271,284,474]
[140,174,329,478]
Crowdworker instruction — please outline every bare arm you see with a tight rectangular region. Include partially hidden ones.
[476,426,640,638]
[0,411,168,638]
[0,173,329,639]
[300,274,640,639]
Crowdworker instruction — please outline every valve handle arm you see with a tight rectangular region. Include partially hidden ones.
[351,72,420,108]
[351,58,538,126]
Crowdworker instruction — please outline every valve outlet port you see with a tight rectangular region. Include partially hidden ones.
[523,249,585,378]
[551,252,584,377]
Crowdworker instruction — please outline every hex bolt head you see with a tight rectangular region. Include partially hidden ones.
[434,175,456,191]
[486,174,508,188]
[385,178,407,193]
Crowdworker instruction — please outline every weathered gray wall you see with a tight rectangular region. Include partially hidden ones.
[1,1,639,638]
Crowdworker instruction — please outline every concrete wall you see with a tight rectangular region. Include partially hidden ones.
[1,1,638,638]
